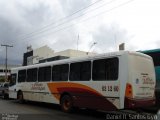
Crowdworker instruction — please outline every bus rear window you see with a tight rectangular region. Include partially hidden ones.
[92,57,119,81]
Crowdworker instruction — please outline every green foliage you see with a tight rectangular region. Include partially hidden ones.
[0,76,5,82]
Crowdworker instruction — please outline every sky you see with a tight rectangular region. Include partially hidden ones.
[0,0,160,65]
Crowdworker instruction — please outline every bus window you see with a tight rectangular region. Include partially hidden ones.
[38,66,51,82]
[10,74,17,86]
[18,70,26,82]
[92,58,119,81]
[69,61,91,81]
[52,64,69,81]
[27,68,37,82]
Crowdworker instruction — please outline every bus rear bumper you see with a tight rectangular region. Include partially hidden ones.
[125,97,155,109]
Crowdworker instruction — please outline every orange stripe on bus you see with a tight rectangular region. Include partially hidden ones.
[47,82,103,100]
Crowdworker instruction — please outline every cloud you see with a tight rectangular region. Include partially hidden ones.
[59,0,92,15]
[0,0,94,65]
[0,0,65,64]
[0,0,135,65]
[126,35,160,51]
[91,23,129,53]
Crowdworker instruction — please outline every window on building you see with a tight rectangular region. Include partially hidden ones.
[18,70,26,82]
[27,68,37,82]
[38,66,51,82]
[69,61,91,81]
[52,64,69,81]
[0,69,3,72]
[92,58,119,81]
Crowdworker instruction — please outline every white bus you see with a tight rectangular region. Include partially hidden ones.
[9,51,156,112]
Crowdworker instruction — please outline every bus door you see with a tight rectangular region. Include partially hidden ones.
[9,73,17,99]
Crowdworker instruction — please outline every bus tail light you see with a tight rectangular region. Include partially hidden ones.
[125,83,133,98]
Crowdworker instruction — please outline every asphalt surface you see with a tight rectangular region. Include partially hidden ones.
[0,98,106,120]
[0,97,160,120]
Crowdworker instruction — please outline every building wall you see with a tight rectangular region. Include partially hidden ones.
[23,50,33,66]
[23,45,97,65]
[52,49,96,58]
[33,45,55,64]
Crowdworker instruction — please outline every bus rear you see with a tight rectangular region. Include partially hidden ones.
[125,52,156,108]
[139,49,160,103]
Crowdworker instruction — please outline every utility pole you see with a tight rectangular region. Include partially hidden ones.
[1,44,13,82]
[77,34,79,51]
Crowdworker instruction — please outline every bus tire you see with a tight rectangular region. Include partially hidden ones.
[60,95,73,113]
[17,91,24,103]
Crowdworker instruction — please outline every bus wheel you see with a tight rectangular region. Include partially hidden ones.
[17,91,24,103]
[61,95,73,113]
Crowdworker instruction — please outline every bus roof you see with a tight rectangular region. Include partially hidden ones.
[11,51,150,71]
[139,48,160,53]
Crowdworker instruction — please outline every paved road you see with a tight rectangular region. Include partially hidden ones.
[0,98,106,120]
[0,98,159,120]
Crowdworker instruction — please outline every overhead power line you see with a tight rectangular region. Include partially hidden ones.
[18,0,104,38]
[18,0,117,41]
[18,0,134,43]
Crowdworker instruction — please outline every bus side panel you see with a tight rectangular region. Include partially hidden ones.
[48,82,119,111]
[21,82,59,104]
[73,81,120,111]
[118,54,128,109]
[9,88,17,99]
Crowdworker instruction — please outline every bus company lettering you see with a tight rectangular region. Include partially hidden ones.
[142,77,154,85]
[31,83,45,91]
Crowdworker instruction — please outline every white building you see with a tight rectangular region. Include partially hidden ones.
[33,45,55,64]
[23,45,96,66]
[52,49,96,58]
[24,45,55,65]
